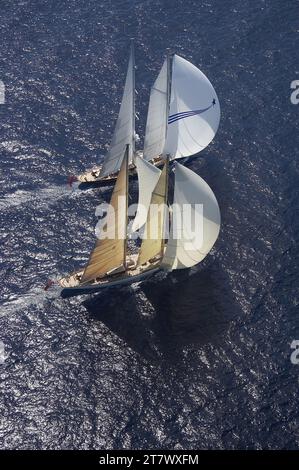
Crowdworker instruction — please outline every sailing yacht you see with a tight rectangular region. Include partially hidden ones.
[58,145,220,297]
[74,48,220,185]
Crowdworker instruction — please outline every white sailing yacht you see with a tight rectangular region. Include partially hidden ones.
[59,145,220,297]
[75,48,220,185]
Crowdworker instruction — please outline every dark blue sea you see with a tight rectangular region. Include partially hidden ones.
[0,0,298,450]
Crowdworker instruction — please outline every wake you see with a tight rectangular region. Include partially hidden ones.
[0,183,97,211]
[0,284,62,318]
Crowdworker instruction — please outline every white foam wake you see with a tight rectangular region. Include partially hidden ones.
[0,285,62,318]
[0,185,69,210]
[0,183,98,211]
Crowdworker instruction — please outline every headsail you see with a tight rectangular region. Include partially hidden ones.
[162,162,220,270]
[143,59,168,162]
[131,155,161,233]
[143,54,220,162]
[137,159,168,266]
[164,54,220,159]
[101,43,135,178]
[80,148,129,283]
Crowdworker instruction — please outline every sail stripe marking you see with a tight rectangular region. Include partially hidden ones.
[168,102,215,124]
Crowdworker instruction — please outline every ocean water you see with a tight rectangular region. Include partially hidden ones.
[0,0,298,450]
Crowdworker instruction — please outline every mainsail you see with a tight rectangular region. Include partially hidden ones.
[162,162,220,270]
[80,148,129,283]
[137,159,168,266]
[101,43,135,178]
[143,58,168,162]
[143,54,220,161]
[131,155,161,233]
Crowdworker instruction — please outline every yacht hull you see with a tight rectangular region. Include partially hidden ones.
[77,168,138,189]
[76,155,166,188]
[60,268,160,298]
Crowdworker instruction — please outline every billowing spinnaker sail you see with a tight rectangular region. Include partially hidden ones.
[143,59,168,162]
[101,45,135,177]
[80,150,128,283]
[131,156,161,233]
[162,162,220,270]
[164,54,220,159]
[137,161,168,266]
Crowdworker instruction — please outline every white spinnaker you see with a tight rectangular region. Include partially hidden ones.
[164,54,220,159]
[131,155,161,232]
[143,59,168,162]
[162,162,220,270]
[101,45,135,177]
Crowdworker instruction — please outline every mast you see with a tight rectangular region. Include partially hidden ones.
[131,40,136,163]
[123,144,129,267]
[165,50,172,144]
[160,155,169,257]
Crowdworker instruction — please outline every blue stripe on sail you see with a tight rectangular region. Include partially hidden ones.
[168,111,197,122]
[170,110,195,118]
[168,110,197,119]
[168,102,215,124]
[168,112,198,124]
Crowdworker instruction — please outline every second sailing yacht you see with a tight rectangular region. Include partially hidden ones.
[74,45,221,186]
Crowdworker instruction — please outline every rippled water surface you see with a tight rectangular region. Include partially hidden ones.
[0,0,298,449]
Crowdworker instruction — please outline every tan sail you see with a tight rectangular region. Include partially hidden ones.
[137,159,168,266]
[80,148,129,283]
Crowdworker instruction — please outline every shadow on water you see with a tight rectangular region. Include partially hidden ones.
[82,260,240,364]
